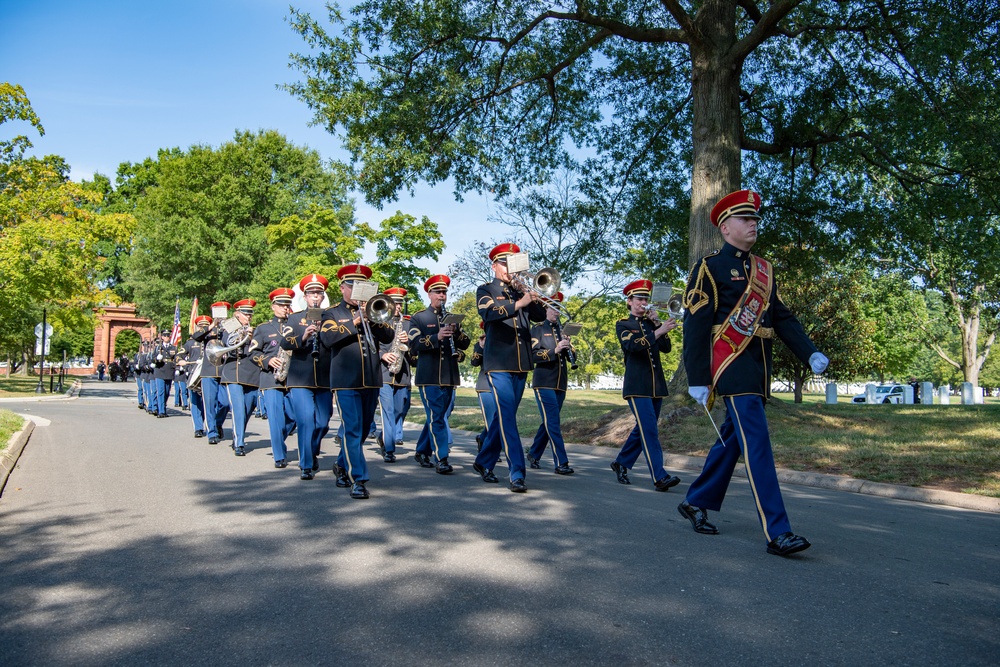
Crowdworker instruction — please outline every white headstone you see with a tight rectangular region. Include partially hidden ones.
[920,382,934,405]
[939,385,951,405]
[825,383,838,404]
[961,382,974,405]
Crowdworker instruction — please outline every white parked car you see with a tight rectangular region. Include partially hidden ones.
[852,384,905,404]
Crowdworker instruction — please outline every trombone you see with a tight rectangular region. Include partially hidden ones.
[506,254,572,320]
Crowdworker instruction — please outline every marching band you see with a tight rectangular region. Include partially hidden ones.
[124,202,828,557]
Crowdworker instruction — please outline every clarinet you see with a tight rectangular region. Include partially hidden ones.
[554,319,578,370]
[310,319,320,358]
[439,308,459,357]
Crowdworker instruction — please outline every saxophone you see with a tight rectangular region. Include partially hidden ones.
[387,316,409,375]
[274,348,292,382]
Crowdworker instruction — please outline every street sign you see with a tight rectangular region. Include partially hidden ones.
[35,339,51,355]
[34,323,54,338]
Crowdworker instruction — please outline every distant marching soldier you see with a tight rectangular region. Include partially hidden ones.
[193,302,233,445]
[526,292,575,475]
[375,287,412,463]
[179,315,213,438]
[132,348,146,410]
[473,243,547,493]
[679,189,828,557]
[220,299,260,457]
[151,329,177,418]
[409,275,470,474]
[611,279,682,492]
[323,264,395,499]
[250,288,297,468]
[141,341,156,415]
[470,323,494,451]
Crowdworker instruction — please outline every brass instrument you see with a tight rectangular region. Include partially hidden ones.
[644,284,685,324]
[508,263,572,319]
[358,292,393,354]
[273,348,292,382]
[386,316,409,375]
[205,318,253,366]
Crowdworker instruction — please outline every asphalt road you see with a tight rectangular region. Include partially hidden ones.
[1,380,998,666]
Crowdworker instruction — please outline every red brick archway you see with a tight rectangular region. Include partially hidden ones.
[92,304,153,371]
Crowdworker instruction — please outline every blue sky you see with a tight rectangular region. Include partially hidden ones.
[1,0,494,271]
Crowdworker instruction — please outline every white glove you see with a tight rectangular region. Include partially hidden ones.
[688,386,710,406]
[809,352,829,374]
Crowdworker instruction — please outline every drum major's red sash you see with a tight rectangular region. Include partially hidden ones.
[710,256,772,389]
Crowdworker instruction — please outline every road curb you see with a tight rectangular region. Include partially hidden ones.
[553,437,1000,514]
[0,416,35,496]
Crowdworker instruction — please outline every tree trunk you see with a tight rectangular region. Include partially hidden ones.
[675,14,744,390]
[688,13,743,272]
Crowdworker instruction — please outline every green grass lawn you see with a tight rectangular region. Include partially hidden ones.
[0,376,49,397]
[0,409,26,453]
[410,388,1000,497]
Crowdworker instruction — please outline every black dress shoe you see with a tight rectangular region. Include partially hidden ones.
[194,430,205,438]
[508,478,527,493]
[137,404,145,410]
[350,482,370,499]
[677,501,720,535]
[208,437,220,445]
[472,463,499,483]
[766,532,811,557]
[300,469,314,480]
[332,464,350,488]
[234,446,246,457]
[333,435,342,445]
[312,456,320,472]
[435,457,453,474]
[383,451,396,463]
[415,453,434,468]
[376,433,386,457]
[654,474,681,491]
[274,459,287,469]
[554,463,575,475]
[610,461,631,485]
[475,434,483,452]
[156,413,167,418]
[528,457,540,469]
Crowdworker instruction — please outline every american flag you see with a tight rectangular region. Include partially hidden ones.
[169,298,181,346]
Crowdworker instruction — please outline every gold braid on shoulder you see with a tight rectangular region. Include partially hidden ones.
[683,259,716,315]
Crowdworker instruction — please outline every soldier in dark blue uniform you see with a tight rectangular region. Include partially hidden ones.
[612,280,682,491]
[193,302,233,445]
[679,189,829,557]
[220,299,260,457]
[140,342,155,414]
[279,274,334,480]
[322,264,395,499]
[251,288,296,469]
[409,275,471,474]
[151,330,176,418]
[375,287,412,463]
[473,243,547,492]
[179,315,212,438]
[526,293,574,475]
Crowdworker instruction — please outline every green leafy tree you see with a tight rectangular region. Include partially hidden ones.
[121,130,354,324]
[360,211,445,295]
[0,83,135,366]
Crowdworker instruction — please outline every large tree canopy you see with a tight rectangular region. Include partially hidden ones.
[121,130,354,325]
[284,0,918,276]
